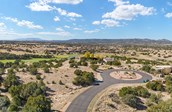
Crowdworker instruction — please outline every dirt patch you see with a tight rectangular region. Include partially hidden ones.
[93,84,145,112]
[110,71,142,80]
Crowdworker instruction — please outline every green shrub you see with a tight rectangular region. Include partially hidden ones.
[0,96,10,110]
[29,67,38,75]
[146,81,164,91]
[70,63,78,68]
[3,73,19,89]
[0,68,5,75]
[74,69,82,76]
[147,99,172,112]
[36,75,41,80]
[119,86,150,98]
[22,95,51,112]
[135,86,150,98]
[43,67,50,73]
[165,75,172,86]
[8,104,19,112]
[90,64,99,71]
[166,85,172,93]
[149,93,162,104]
[9,81,46,107]
[119,87,137,97]
[73,71,95,86]
[121,94,141,108]
[142,65,151,73]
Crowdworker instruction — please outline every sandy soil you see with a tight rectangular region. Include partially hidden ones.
[110,71,142,80]
[93,83,171,112]
[93,83,145,112]
[15,60,98,111]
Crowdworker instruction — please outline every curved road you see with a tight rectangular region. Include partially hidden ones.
[66,69,152,112]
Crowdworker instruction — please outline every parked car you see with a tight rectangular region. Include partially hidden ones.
[143,79,149,83]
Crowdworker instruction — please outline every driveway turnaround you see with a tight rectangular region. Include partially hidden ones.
[66,69,152,112]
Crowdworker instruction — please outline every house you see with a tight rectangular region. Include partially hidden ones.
[103,57,114,63]
[155,65,172,75]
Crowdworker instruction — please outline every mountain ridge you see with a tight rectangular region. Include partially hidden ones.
[9,38,172,45]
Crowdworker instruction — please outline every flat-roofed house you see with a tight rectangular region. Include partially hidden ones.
[103,57,114,63]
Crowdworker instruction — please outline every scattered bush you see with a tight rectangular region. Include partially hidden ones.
[9,81,46,108]
[29,66,38,75]
[36,75,41,80]
[147,99,172,112]
[121,94,141,109]
[8,104,19,112]
[165,75,172,86]
[22,95,51,112]
[119,87,137,97]
[135,86,150,98]
[142,65,152,73]
[70,63,78,68]
[146,81,164,91]
[0,68,5,75]
[44,67,50,73]
[59,80,64,85]
[52,81,56,84]
[73,70,95,86]
[0,95,10,110]
[149,93,162,104]
[90,64,99,71]
[3,73,19,90]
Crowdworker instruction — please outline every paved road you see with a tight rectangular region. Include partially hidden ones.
[66,69,152,112]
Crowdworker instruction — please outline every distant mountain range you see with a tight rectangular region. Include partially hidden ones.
[13,38,172,45]
[61,39,172,44]
[15,38,44,41]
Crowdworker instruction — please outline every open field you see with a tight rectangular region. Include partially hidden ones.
[0,41,172,112]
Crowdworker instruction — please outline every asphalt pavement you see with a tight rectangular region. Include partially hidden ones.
[66,69,152,112]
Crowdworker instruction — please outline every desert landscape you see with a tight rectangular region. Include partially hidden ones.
[0,0,172,112]
[0,40,171,112]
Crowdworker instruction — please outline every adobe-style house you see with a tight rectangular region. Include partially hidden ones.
[155,65,172,75]
[103,57,114,63]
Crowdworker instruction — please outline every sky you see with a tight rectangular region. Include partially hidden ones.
[0,0,172,40]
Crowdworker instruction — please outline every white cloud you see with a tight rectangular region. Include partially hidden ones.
[103,0,155,20]
[108,0,129,6]
[27,0,83,13]
[40,0,83,5]
[56,8,82,18]
[0,23,5,27]
[101,19,119,27]
[84,29,100,34]
[26,2,54,11]
[73,27,82,30]
[165,13,172,18]
[92,21,101,25]
[0,22,6,31]
[56,27,64,32]
[17,20,43,29]
[93,19,119,27]
[0,29,34,38]
[68,12,82,18]
[3,17,43,29]
[54,16,60,22]
[64,25,70,28]
[0,23,71,39]
[38,31,71,37]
